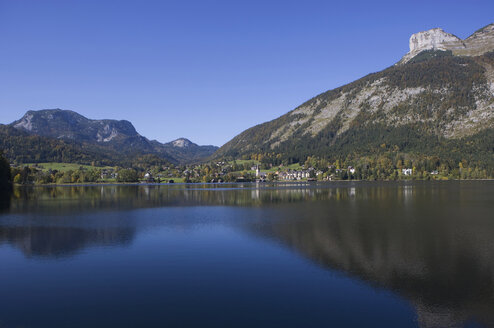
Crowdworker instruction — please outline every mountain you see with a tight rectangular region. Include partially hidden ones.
[214,23,494,166]
[2,109,218,165]
[400,24,494,64]
[0,124,130,166]
[12,109,140,144]
[10,109,156,153]
[156,138,219,164]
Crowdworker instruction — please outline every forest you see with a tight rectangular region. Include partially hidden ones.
[0,125,171,168]
[215,51,494,170]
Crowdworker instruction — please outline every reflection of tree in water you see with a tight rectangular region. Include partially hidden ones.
[1,184,329,259]
[0,192,10,213]
[241,183,494,328]
[1,184,331,258]
[8,184,342,214]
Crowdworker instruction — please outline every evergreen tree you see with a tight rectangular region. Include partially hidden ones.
[0,153,13,193]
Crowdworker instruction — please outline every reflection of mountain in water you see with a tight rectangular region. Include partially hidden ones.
[241,183,494,328]
[2,182,494,327]
[0,225,135,258]
[1,184,328,258]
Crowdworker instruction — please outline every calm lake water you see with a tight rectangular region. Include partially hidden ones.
[1,181,494,328]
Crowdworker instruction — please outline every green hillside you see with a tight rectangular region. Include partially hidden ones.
[213,50,494,173]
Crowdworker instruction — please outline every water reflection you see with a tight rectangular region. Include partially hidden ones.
[0,190,11,213]
[2,183,330,258]
[1,182,494,327]
[0,225,134,258]
[8,183,329,213]
[241,182,494,328]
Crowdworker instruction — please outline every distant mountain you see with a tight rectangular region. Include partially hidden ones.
[12,109,139,143]
[2,109,218,165]
[10,109,156,153]
[0,124,146,166]
[157,138,219,164]
[214,23,494,166]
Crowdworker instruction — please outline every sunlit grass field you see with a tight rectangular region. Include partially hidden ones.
[25,162,115,172]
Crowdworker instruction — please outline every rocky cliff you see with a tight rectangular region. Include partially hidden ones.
[400,23,494,64]
[11,109,145,145]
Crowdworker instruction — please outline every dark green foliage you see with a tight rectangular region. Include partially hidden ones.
[11,167,35,184]
[484,50,494,60]
[214,50,494,176]
[10,166,110,185]
[0,152,12,193]
[117,169,139,183]
[0,125,171,167]
[407,50,453,64]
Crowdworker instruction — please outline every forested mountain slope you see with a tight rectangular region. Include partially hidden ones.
[214,24,494,167]
[2,109,218,165]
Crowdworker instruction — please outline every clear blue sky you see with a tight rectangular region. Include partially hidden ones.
[1,0,493,146]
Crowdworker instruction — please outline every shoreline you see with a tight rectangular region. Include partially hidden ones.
[12,179,494,188]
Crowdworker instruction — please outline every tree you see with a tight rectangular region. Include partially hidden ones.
[0,153,12,193]
[117,169,139,182]
[13,174,21,184]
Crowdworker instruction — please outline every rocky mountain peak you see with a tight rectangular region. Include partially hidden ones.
[10,108,139,143]
[409,28,463,53]
[399,23,494,64]
[172,138,193,148]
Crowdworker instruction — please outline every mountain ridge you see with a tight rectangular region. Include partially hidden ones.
[213,23,494,167]
[4,109,218,165]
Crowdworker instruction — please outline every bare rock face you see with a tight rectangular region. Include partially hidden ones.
[171,138,192,148]
[409,28,464,53]
[462,23,494,56]
[400,24,494,64]
[11,109,138,143]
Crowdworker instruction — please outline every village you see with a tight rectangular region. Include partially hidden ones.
[138,161,432,184]
[9,158,451,185]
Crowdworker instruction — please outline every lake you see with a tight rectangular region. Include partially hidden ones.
[0,181,493,328]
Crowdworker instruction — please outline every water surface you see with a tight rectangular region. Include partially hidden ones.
[1,182,493,328]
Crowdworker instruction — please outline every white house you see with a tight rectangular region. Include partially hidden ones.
[278,170,310,180]
[144,172,155,182]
